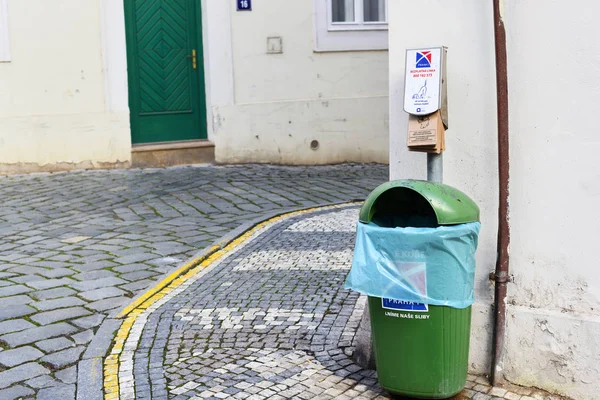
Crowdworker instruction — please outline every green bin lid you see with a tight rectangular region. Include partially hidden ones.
[359,180,480,225]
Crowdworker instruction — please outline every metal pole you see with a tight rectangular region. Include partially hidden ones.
[427,153,443,183]
[491,0,511,387]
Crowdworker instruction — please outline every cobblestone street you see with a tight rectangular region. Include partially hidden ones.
[107,205,565,400]
[0,164,387,399]
[0,165,570,400]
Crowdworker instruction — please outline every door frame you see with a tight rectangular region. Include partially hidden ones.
[99,0,235,147]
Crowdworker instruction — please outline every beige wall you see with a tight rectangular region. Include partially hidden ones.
[0,0,388,172]
[0,0,130,174]
[212,0,389,164]
[389,1,600,399]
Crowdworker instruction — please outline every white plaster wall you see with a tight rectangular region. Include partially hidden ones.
[212,0,389,164]
[388,0,498,376]
[389,1,600,399]
[0,0,130,173]
[502,1,600,398]
[215,96,388,164]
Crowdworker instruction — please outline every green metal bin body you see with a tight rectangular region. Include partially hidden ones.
[369,299,472,398]
[358,180,480,399]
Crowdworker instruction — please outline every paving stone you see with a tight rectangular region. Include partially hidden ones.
[112,263,153,274]
[37,383,76,399]
[72,269,116,281]
[0,319,35,335]
[33,296,87,311]
[77,357,104,400]
[71,314,105,329]
[25,277,76,290]
[0,346,44,367]
[9,275,43,284]
[0,362,49,389]
[490,387,508,397]
[40,346,85,369]
[72,329,94,345]
[85,296,130,312]
[0,384,35,399]
[78,286,127,302]
[6,267,47,277]
[0,284,31,297]
[37,268,75,278]
[55,365,77,384]
[62,236,91,244]
[36,337,75,353]
[82,318,122,359]
[0,304,36,321]
[0,322,78,347]
[30,306,91,325]
[0,294,34,308]
[26,374,61,389]
[30,287,77,300]
[71,277,127,292]
[121,270,158,281]
[71,260,117,272]
[120,279,156,292]
[113,252,158,265]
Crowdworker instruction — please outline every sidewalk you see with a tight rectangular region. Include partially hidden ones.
[105,204,565,400]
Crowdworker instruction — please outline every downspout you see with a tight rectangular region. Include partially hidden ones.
[491,0,511,386]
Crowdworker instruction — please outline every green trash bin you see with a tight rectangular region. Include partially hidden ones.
[355,180,480,399]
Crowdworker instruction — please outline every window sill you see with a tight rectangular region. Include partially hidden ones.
[328,24,388,32]
[314,29,388,52]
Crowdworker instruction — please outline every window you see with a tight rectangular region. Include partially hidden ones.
[331,0,387,27]
[0,0,10,62]
[314,0,388,52]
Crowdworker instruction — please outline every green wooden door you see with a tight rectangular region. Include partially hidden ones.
[124,0,207,144]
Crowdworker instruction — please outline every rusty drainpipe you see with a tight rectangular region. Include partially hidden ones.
[491,0,511,387]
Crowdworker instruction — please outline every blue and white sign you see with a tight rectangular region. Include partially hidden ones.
[404,47,444,115]
[382,298,429,312]
[237,0,252,11]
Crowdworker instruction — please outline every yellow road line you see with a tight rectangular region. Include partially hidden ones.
[103,203,351,399]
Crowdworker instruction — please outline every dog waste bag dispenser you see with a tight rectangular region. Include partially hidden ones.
[404,47,448,154]
[345,180,480,399]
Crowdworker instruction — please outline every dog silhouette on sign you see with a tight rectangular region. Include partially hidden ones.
[412,80,427,99]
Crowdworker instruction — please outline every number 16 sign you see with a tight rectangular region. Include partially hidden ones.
[237,0,252,11]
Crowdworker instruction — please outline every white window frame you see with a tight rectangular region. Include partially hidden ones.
[328,0,388,31]
[0,0,10,62]
[314,0,388,52]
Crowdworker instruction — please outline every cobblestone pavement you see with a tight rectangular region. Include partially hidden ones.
[0,164,387,399]
[111,205,567,400]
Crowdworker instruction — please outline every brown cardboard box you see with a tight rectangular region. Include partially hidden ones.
[407,110,445,154]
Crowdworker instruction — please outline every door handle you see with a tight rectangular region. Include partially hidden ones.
[187,49,197,69]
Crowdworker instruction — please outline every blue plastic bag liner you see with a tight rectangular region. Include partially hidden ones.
[345,222,480,309]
